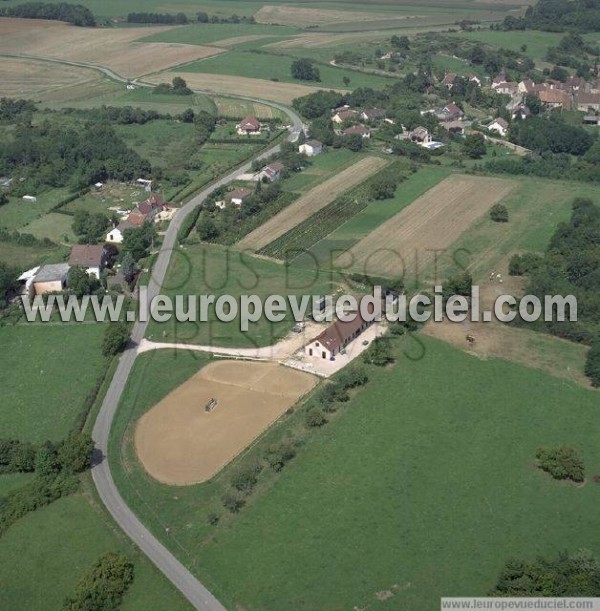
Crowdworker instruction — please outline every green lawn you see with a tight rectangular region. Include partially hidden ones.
[0,324,108,442]
[293,165,453,269]
[179,49,395,90]
[0,188,72,232]
[0,473,34,496]
[435,177,600,281]
[144,244,336,346]
[0,240,66,268]
[0,493,191,611]
[282,149,360,192]
[109,337,600,610]
[20,212,76,244]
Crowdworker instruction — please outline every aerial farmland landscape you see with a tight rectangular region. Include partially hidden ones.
[1,0,600,609]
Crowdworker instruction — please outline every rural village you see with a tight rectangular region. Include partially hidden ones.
[1,0,600,610]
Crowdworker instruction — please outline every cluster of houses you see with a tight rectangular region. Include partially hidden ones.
[331,106,390,139]
[106,193,167,244]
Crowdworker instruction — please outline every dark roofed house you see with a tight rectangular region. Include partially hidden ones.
[304,304,373,360]
[441,72,457,88]
[68,244,106,278]
[31,263,70,296]
[434,102,464,122]
[361,108,386,122]
[256,161,285,182]
[226,187,253,206]
[236,115,261,135]
[332,108,358,124]
[343,124,371,138]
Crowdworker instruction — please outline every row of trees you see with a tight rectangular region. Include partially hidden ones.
[127,11,188,24]
[502,0,600,33]
[0,2,96,26]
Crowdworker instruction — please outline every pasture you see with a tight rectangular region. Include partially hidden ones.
[20,212,76,244]
[336,174,517,284]
[144,244,336,347]
[0,323,107,442]
[0,240,65,268]
[178,48,394,90]
[0,188,72,231]
[0,494,190,611]
[0,18,222,78]
[109,337,600,611]
[238,156,390,252]
[135,361,317,485]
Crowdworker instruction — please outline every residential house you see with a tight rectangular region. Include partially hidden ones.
[236,115,261,136]
[137,193,165,220]
[360,108,386,122]
[491,72,509,90]
[441,73,457,89]
[539,88,571,109]
[434,102,464,122]
[332,109,358,124]
[443,119,467,134]
[106,219,136,244]
[576,92,600,112]
[255,161,285,182]
[487,117,509,137]
[299,139,323,156]
[343,124,371,138]
[31,263,70,296]
[226,187,253,207]
[304,309,373,360]
[408,126,432,144]
[518,79,536,95]
[583,115,600,126]
[511,104,532,121]
[468,74,482,87]
[68,244,106,279]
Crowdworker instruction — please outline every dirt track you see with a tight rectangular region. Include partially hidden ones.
[135,361,317,485]
[238,156,389,251]
[336,175,517,281]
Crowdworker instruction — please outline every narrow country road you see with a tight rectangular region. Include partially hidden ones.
[6,53,303,610]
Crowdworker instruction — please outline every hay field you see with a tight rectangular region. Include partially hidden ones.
[213,96,286,120]
[0,18,223,78]
[0,57,103,99]
[238,156,389,252]
[254,5,415,28]
[144,71,339,104]
[135,361,317,486]
[336,175,517,279]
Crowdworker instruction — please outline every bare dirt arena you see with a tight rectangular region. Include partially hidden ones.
[135,360,317,486]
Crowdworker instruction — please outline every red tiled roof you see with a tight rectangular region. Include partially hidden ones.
[69,244,104,268]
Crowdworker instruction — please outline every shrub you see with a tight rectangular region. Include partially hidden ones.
[362,336,394,367]
[101,322,129,357]
[305,408,327,428]
[205,512,220,526]
[0,439,36,474]
[585,341,600,387]
[63,552,134,611]
[230,461,263,494]
[264,441,296,472]
[337,366,369,389]
[490,203,509,222]
[536,446,585,482]
[222,492,246,513]
[508,252,542,276]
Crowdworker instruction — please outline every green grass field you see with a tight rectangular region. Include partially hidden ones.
[0,323,108,442]
[179,49,395,90]
[293,165,453,270]
[19,212,76,244]
[109,337,600,610]
[0,188,72,232]
[0,493,191,611]
[435,177,600,281]
[144,243,337,346]
[0,240,66,268]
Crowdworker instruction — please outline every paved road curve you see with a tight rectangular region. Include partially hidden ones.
[6,53,303,610]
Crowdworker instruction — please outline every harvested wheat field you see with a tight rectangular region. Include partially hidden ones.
[0,57,102,99]
[0,18,223,78]
[213,96,285,120]
[145,71,338,104]
[238,156,389,251]
[336,175,517,280]
[135,360,317,485]
[254,5,414,28]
